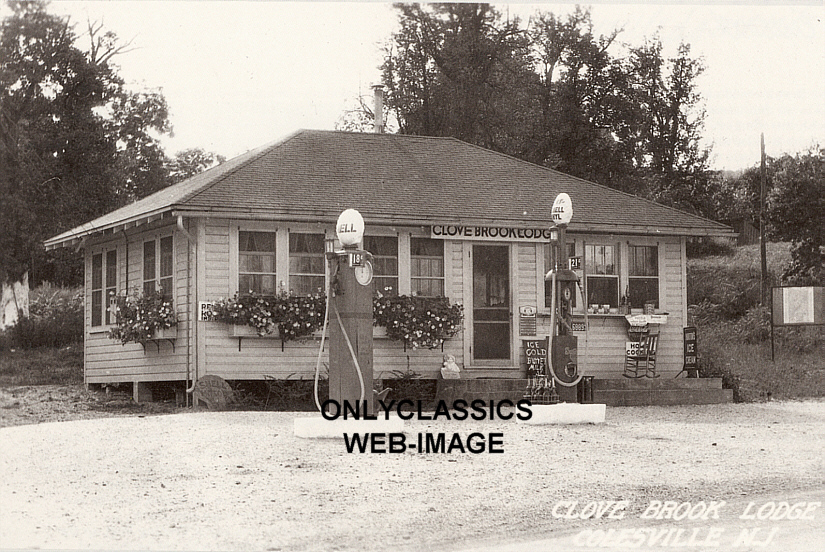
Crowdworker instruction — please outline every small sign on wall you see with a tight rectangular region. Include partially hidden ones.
[519,305,537,336]
[625,341,643,357]
[199,301,215,321]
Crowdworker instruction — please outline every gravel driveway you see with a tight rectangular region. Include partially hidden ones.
[2,400,824,551]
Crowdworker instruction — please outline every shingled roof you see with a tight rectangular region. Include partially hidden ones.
[45,129,733,249]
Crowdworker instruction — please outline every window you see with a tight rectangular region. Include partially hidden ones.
[239,231,277,295]
[92,254,103,327]
[105,250,117,324]
[91,249,117,327]
[364,235,398,295]
[585,244,619,308]
[544,241,576,274]
[289,233,325,295]
[143,236,174,297]
[411,238,444,296]
[629,245,659,308]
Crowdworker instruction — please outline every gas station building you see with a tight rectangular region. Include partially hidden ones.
[45,129,735,397]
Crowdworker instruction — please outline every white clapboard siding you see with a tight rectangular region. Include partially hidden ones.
[200,222,463,381]
[530,236,687,378]
[84,221,190,384]
[83,219,690,384]
[202,327,458,380]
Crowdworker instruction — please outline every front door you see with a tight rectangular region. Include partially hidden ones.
[472,245,511,361]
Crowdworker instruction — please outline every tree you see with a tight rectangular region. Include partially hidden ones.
[1,1,219,286]
[166,148,225,184]
[380,4,715,205]
[628,39,712,212]
[526,7,636,190]
[1,0,122,283]
[766,148,825,285]
[381,3,533,152]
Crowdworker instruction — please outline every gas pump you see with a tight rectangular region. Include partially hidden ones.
[545,194,583,394]
[323,209,375,415]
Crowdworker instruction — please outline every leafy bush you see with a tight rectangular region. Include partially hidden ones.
[687,243,790,322]
[698,345,742,403]
[732,305,771,344]
[686,236,736,258]
[0,345,83,385]
[2,285,83,349]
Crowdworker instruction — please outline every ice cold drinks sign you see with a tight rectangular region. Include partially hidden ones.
[523,338,548,375]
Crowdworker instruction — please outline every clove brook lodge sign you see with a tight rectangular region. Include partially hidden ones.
[431,225,556,242]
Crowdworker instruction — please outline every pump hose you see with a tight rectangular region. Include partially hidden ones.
[312,259,366,413]
[332,302,366,404]
[313,287,332,413]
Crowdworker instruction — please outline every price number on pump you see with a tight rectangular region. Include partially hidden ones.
[349,251,365,267]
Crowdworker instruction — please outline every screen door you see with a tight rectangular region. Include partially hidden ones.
[472,245,511,360]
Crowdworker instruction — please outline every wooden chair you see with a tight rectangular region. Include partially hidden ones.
[624,333,659,378]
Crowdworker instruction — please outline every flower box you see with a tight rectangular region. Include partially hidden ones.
[231,324,278,338]
[153,326,177,340]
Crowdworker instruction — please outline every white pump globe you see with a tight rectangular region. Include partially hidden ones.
[336,208,365,247]
[551,193,573,226]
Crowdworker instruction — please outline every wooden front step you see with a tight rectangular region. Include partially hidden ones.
[436,378,529,403]
[435,377,733,407]
[593,377,725,390]
[592,378,733,406]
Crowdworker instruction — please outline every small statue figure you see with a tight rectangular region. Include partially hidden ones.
[441,354,461,379]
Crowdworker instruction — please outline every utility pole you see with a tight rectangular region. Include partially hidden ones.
[760,134,768,306]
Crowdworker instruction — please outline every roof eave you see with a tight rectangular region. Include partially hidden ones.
[44,207,176,250]
[173,206,736,238]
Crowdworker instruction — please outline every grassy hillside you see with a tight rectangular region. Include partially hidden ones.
[688,242,824,401]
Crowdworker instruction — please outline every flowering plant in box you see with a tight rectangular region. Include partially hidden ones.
[108,288,177,345]
[373,293,463,350]
[272,291,327,342]
[211,291,326,342]
[211,293,275,335]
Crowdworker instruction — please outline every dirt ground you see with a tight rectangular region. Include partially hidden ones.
[1,386,824,551]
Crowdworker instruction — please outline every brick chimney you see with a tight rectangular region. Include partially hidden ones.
[372,84,384,134]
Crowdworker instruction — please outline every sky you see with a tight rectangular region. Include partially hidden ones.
[5,1,824,171]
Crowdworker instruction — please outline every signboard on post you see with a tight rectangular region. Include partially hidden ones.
[681,326,698,377]
[771,286,825,360]
[551,193,573,226]
[771,286,824,326]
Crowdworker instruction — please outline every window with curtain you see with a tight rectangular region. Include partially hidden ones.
[92,253,103,327]
[91,249,117,327]
[585,244,619,307]
[364,235,398,295]
[411,238,444,296]
[289,233,325,296]
[239,231,277,295]
[105,250,117,324]
[629,245,659,308]
[143,236,173,297]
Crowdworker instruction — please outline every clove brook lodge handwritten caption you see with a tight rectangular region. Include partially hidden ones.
[552,499,820,548]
